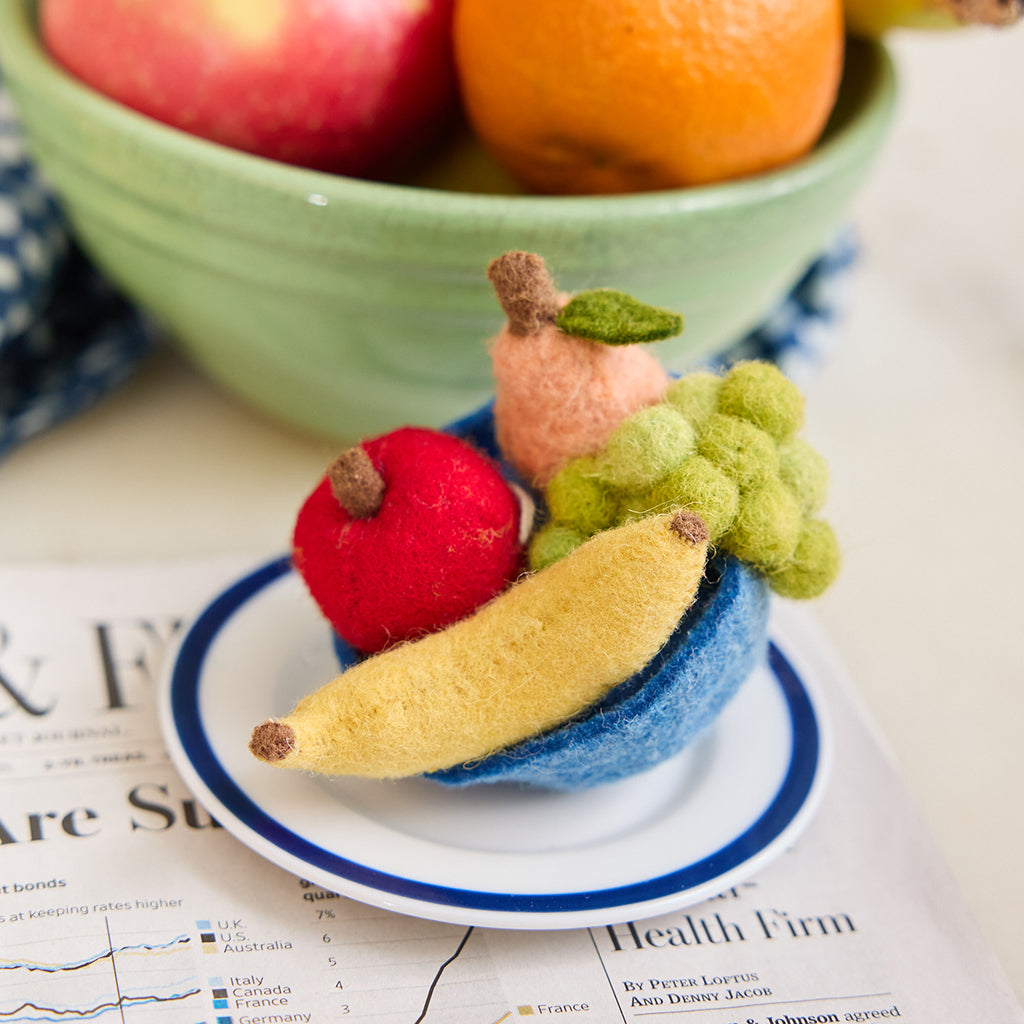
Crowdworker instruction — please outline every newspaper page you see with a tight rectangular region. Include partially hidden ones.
[0,559,1020,1024]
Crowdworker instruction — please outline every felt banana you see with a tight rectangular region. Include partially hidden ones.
[845,0,1021,35]
[250,510,710,779]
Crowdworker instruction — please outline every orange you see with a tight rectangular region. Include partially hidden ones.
[453,0,845,194]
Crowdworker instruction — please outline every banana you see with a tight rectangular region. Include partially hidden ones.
[250,510,710,779]
[845,0,1022,36]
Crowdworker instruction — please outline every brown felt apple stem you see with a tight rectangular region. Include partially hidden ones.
[327,447,385,519]
[487,250,561,337]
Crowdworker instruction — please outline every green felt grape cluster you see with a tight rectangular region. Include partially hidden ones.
[529,361,839,598]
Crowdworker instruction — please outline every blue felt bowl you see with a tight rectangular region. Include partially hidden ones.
[331,404,772,790]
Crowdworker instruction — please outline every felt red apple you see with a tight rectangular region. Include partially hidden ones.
[39,0,458,180]
[293,427,523,655]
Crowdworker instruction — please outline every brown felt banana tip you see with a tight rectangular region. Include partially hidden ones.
[487,250,561,336]
[669,509,709,546]
[249,720,296,763]
[327,446,384,519]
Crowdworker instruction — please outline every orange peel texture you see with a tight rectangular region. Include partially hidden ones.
[454,0,845,194]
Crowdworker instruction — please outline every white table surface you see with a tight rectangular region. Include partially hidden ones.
[2,27,1022,1003]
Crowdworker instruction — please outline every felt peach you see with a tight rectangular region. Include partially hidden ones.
[487,251,675,486]
[292,426,522,655]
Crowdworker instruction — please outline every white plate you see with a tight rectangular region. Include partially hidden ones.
[158,557,831,930]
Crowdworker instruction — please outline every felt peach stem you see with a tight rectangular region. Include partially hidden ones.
[327,447,384,519]
[487,250,561,336]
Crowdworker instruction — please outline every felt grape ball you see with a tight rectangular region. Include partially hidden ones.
[649,455,741,543]
[697,413,779,490]
[725,478,803,569]
[615,490,665,526]
[544,455,618,536]
[664,371,722,429]
[529,522,586,571]
[594,403,696,491]
[717,361,805,441]
[778,437,829,515]
[293,426,522,655]
[768,519,841,598]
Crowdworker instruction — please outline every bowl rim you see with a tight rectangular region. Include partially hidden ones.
[0,0,896,220]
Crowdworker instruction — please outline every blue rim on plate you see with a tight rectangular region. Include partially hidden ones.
[167,556,821,918]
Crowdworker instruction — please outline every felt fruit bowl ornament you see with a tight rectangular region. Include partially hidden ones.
[249,252,839,791]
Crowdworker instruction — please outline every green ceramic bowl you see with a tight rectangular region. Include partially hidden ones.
[0,0,895,440]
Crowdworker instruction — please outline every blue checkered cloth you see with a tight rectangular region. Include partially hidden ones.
[0,70,855,460]
[708,227,857,382]
[0,76,158,460]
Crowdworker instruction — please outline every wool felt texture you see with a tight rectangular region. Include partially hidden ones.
[614,489,663,525]
[554,288,684,345]
[595,403,696,491]
[429,555,770,790]
[648,455,741,542]
[528,521,586,571]
[716,359,804,441]
[491,320,670,486]
[664,371,723,429]
[724,478,804,568]
[486,250,561,337]
[534,362,840,597]
[324,403,770,790]
[697,412,780,490]
[544,455,619,536]
[767,518,840,599]
[488,251,670,486]
[255,510,710,779]
[778,437,829,515]
[327,446,386,519]
[292,426,522,656]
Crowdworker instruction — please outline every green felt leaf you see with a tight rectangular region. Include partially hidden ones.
[555,289,684,345]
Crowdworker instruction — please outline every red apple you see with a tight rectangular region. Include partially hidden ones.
[293,427,523,655]
[39,0,459,180]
